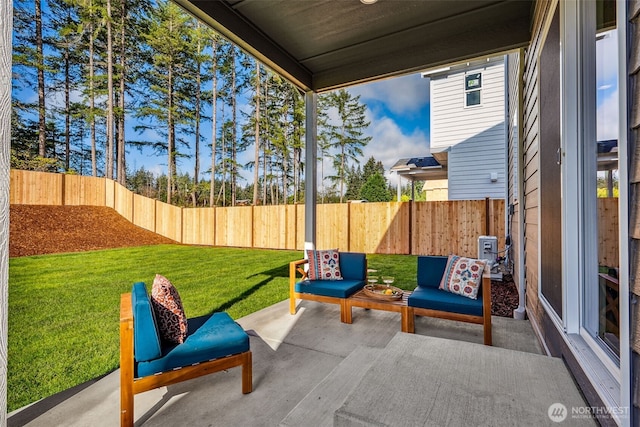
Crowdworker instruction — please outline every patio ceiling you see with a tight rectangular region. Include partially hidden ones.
[174,0,534,92]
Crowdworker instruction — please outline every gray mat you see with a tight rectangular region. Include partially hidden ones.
[280,346,383,427]
[335,333,594,427]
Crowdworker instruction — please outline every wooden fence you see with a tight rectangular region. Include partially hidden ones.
[9,169,530,258]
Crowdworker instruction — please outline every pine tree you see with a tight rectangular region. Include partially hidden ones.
[319,89,371,202]
[362,156,385,183]
[360,172,392,202]
[344,165,363,201]
[187,21,213,206]
[136,0,194,204]
[48,0,83,171]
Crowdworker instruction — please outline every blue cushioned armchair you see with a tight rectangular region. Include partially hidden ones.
[289,252,367,322]
[405,256,492,345]
[120,282,252,426]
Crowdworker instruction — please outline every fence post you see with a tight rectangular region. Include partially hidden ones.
[61,174,66,206]
[408,200,413,255]
[485,197,490,235]
[347,203,351,252]
[251,205,255,249]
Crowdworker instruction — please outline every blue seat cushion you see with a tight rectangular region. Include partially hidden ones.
[132,282,162,362]
[417,256,449,289]
[136,312,250,378]
[339,252,367,281]
[295,279,365,299]
[408,286,484,317]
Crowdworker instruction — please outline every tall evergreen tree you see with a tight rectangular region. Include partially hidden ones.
[48,0,83,171]
[344,164,363,201]
[360,172,392,202]
[187,21,213,206]
[136,0,194,204]
[319,89,371,202]
[208,34,222,206]
[12,0,49,159]
[35,0,46,157]
[251,61,261,205]
[362,156,385,183]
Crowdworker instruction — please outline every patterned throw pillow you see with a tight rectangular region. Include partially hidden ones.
[439,255,487,299]
[306,249,343,280]
[151,274,188,344]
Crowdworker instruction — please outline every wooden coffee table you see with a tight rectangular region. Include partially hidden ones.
[344,288,413,332]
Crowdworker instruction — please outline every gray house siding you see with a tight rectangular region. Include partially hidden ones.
[430,58,506,200]
[447,122,505,200]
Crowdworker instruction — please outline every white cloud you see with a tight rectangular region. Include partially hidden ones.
[597,88,619,141]
[596,29,618,90]
[363,113,429,172]
[318,108,429,189]
[349,73,429,116]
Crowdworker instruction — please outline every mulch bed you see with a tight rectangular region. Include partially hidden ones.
[9,205,176,258]
[491,274,520,317]
[9,204,520,317]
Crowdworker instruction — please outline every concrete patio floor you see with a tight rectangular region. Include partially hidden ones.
[8,299,592,426]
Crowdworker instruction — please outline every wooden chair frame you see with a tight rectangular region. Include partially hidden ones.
[120,293,252,427]
[403,270,492,345]
[289,259,352,323]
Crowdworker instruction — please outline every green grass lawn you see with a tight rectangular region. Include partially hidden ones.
[8,245,417,411]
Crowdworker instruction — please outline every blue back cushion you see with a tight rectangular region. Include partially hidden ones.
[339,252,366,281]
[131,282,162,362]
[417,256,449,289]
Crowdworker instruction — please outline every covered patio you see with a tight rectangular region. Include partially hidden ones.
[2,0,635,425]
[9,299,592,426]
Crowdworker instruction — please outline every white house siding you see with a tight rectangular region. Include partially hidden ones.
[507,50,523,290]
[430,59,506,200]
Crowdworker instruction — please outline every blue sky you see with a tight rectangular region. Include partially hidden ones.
[596,29,619,142]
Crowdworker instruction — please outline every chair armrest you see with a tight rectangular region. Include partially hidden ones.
[289,259,309,314]
[120,292,133,323]
[481,269,492,319]
[290,259,309,291]
[120,293,135,426]
[482,269,491,307]
[481,269,492,345]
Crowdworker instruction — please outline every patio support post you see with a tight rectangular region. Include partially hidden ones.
[0,0,11,419]
[304,91,317,251]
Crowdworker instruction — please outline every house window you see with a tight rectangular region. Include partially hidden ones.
[464,73,482,107]
[583,25,620,358]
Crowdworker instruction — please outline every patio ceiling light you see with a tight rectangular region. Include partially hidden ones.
[360,0,378,4]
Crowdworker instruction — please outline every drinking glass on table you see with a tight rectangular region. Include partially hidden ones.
[367,276,378,287]
[382,276,394,288]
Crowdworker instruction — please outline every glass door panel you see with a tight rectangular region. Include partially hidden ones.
[586,8,620,357]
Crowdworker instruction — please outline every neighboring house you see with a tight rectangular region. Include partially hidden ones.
[393,57,507,201]
[421,179,448,201]
[390,155,446,201]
